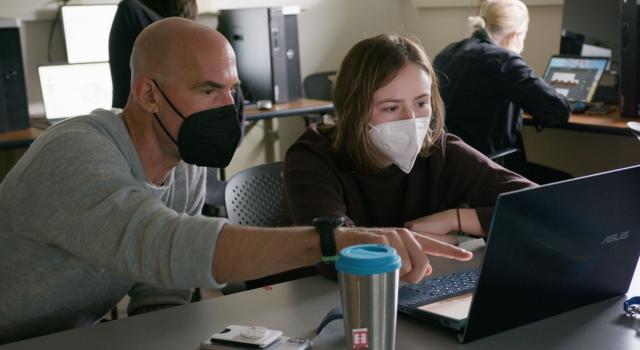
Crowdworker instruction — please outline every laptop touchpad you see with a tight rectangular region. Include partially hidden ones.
[417,293,473,321]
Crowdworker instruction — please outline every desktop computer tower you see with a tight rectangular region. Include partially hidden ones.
[218,7,302,104]
[620,0,640,118]
[0,19,30,131]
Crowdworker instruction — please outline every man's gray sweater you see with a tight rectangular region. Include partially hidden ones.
[0,109,227,344]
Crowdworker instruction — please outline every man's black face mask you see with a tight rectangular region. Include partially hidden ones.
[152,79,241,168]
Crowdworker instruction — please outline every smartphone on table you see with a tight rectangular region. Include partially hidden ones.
[200,325,312,350]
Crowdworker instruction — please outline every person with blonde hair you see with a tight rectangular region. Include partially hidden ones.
[284,34,535,261]
[434,0,571,184]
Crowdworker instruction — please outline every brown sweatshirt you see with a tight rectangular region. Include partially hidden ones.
[283,124,536,233]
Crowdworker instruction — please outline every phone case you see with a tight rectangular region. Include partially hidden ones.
[200,336,312,350]
[209,325,283,348]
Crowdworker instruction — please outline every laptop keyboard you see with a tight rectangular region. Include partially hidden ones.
[398,269,480,310]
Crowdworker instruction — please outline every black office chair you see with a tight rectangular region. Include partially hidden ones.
[225,161,285,226]
[222,162,282,294]
[303,71,336,101]
[302,71,336,125]
[488,147,521,163]
[629,121,640,140]
[489,140,572,185]
[223,161,316,293]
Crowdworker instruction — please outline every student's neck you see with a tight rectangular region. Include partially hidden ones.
[121,107,180,186]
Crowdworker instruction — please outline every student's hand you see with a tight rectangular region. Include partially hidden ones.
[335,227,473,284]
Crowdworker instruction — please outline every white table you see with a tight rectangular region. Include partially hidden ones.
[3,239,639,349]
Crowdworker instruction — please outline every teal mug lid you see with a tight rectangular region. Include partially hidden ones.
[336,244,401,275]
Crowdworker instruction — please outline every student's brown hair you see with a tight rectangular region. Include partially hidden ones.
[327,34,445,172]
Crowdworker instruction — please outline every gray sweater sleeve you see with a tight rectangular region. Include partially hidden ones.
[8,125,226,290]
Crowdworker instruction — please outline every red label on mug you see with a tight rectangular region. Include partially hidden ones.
[352,328,368,348]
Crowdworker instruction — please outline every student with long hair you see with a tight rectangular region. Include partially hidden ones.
[284,34,535,248]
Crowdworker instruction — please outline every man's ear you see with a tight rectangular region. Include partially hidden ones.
[131,77,159,114]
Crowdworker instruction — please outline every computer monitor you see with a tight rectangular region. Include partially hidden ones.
[38,63,112,122]
[61,5,118,64]
[561,0,619,69]
[218,7,302,103]
[561,0,640,117]
[559,30,585,56]
[580,43,613,70]
[542,56,609,103]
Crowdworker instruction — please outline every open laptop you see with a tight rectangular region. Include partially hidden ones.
[398,165,640,343]
[542,55,609,112]
[38,62,113,125]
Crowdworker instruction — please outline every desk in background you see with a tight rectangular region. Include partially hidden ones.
[522,107,640,176]
[243,98,333,162]
[0,99,333,150]
[0,127,43,180]
[3,239,639,350]
[0,100,334,179]
[0,127,42,150]
[245,98,333,121]
[523,106,634,136]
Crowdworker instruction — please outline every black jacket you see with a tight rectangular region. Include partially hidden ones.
[108,0,160,109]
[433,30,570,156]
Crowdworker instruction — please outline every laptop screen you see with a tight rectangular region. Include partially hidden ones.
[542,56,609,103]
[61,5,118,64]
[38,63,113,120]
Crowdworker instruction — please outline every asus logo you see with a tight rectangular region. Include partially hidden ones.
[601,231,630,245]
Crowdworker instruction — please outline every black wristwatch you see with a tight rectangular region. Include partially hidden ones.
[312,216,345,263]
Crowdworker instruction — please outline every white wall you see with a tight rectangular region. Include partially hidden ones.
[297,0,404,79]
[400,3,563,73]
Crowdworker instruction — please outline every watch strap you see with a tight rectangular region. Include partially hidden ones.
[313,216,344,263]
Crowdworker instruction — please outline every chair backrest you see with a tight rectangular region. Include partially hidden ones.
[629,121,640,140]
[488,147,520,162]
[303,71,336,101]
[224,161,284,226]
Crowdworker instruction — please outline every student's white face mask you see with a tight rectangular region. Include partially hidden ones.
[368,116,431,173]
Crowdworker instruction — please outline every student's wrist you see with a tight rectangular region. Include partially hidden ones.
[305,227,323,262]
[450,208,460,233]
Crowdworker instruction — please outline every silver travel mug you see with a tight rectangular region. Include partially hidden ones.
[336,244,400,350]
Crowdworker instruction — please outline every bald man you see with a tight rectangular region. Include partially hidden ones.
[0,18,472,344]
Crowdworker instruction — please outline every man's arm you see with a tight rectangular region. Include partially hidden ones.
[127,283,192,316]
[212,225,473,285]
[10,129,226,290]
